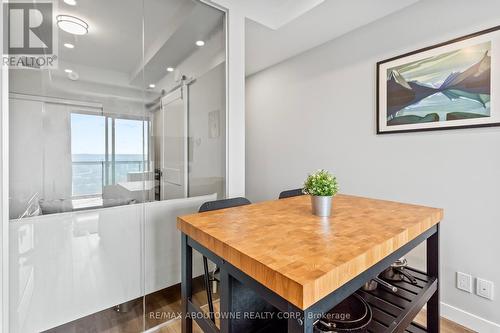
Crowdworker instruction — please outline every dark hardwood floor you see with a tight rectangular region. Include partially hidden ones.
[43,276,215,333]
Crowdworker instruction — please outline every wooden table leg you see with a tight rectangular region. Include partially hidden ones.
[427,225,440,333]
[181,234,193,333]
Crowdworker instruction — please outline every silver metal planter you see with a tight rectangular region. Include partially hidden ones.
[311,195,333,217]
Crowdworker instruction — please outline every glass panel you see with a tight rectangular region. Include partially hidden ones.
[7,0,226,331]
[143,0,226,330]
[8,0,147,332]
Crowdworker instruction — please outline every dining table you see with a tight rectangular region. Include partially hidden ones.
[177,194,443,333]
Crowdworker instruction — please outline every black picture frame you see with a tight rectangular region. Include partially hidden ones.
[377,25,500,134]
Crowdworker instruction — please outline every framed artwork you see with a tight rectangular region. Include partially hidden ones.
[377,26,500,134]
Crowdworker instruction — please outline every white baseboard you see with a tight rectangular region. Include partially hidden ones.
[441,302,500,333]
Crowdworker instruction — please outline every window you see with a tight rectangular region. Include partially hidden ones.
[71,113,149,198]
[114,118,148,184]
[71,113,106,196]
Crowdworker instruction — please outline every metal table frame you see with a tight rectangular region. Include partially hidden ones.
[181,224,439,333]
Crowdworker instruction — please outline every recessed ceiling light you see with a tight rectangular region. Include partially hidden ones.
[57,15,89,35]
[149,84,156,89]
[64,69,73,73]
[64,0,77,5]
[68,71,79,81]
[64,43,75,49]
[195,40,205,47]
[166,67,174,72]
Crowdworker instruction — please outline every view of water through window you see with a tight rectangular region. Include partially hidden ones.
[72,154,145,196]
[71,113,148,197]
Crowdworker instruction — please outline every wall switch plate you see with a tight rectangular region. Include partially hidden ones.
[476,278,494,300]
[457,272,472,293]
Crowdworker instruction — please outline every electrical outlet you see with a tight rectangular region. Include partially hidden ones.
[457,272,472,293]
[476,278,494,300]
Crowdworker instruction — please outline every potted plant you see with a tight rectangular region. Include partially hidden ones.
[303,169,339,217]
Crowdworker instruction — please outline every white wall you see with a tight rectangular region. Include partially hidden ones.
[189,63,226,197]
[225,4,246,197]
[246,0,500,331]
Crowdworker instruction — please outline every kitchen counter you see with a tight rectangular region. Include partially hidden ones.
[177,194,443,333]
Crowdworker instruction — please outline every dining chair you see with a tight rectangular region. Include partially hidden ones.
[198,197,252,322]
[278,188,304,199]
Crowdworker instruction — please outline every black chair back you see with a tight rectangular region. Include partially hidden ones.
[197,197,252,323]
[278,188,304,199]
[199,197,251,213]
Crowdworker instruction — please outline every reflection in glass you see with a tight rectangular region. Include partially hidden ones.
[7,0,226,332]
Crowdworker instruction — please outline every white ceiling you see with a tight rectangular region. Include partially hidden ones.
[57,0,179,73]
[53,0,419,85]
[212,0,326,29]
[55,0,223,87]
[132,4,223,86]
[244,0,419,75]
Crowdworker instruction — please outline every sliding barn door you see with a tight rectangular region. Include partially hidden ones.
[159,87,188,200]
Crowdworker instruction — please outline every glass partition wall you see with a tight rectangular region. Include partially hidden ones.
[7,0,226,332]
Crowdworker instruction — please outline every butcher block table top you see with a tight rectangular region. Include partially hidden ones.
[177,194,443,310]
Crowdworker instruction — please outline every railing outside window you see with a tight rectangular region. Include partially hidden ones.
[72,160,145,196]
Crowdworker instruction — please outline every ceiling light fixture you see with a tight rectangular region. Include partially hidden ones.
[57,15,89,35]
[64,69,73,73]
[64,43,75,49]
[64,0,77,5]
[68,71,79,81]
[195,40,205,47]
[166,67,174,72]
[149,84,156,89]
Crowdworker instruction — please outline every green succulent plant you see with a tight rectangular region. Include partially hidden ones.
[303,169,339,197]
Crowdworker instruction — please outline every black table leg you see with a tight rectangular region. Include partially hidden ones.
[219,267,232,333]
[427,225,440,333]
[287,317,306,333]
[203,256,215,322]
[287,303,309,333]
[181,234,193,333]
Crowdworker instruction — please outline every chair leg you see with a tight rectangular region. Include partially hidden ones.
[203,256,215,322]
